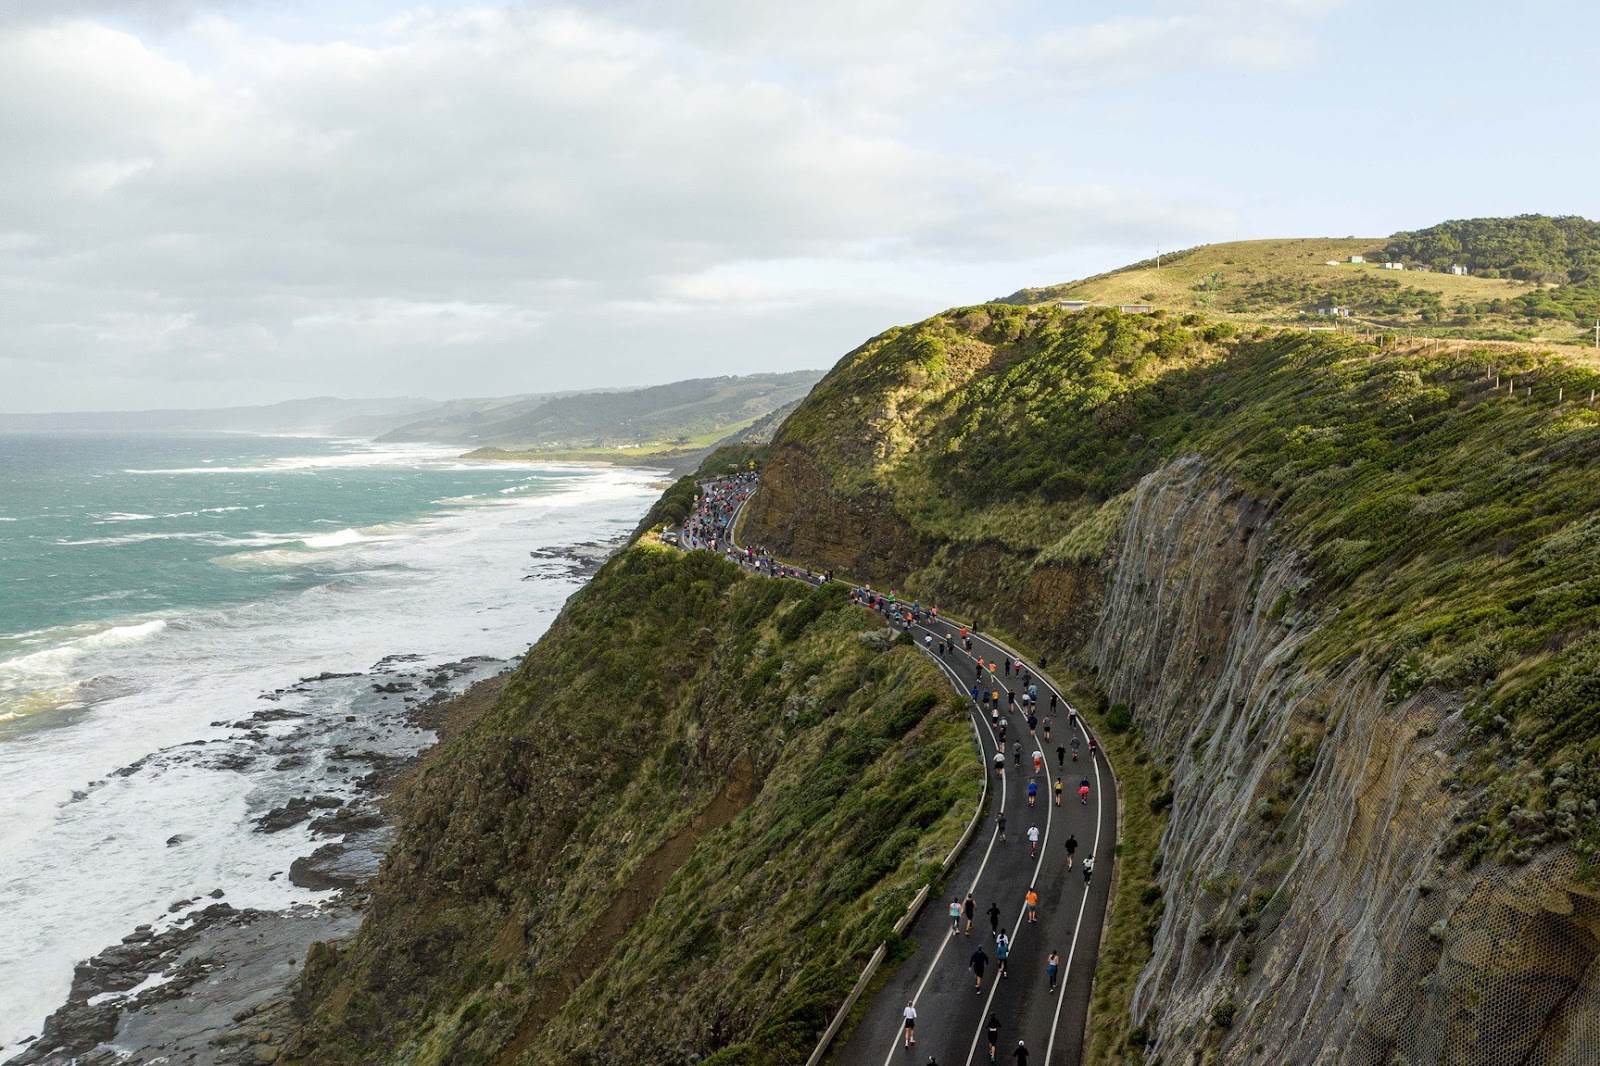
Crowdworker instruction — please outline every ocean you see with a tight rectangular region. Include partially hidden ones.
[0,432,661,1053]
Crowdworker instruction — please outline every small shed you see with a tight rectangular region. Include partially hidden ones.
[1057,300,1090,312]
[1347,255,1365,264]
[1449,264,1469,276]
[1316,306,1351,317]
[1381,262,1405,270]
[1118,304,1153,313]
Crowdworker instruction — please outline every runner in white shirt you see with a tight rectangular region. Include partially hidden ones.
[902,1001,917,1048]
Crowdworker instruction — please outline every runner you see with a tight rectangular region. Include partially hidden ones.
[1046,949,1060,992]
[996,810,1007,841]
[1026,823,1039,857]
[986,1015,1001,1062]
[1026,779,1038,808]
[1014,1039,1030,1064]
[1070,736,1080,761]
[1064,832,1077,869]
[1089,736,1099,758]
[902,1001,917,1048]
[987,901,1001,935]
[994,929,1010,977]
[1012,741,1022,767]
[1083,854,1095,884]
[969,945,989,992]
[964,893,976,935]
[1042,715,1052,740]
[993,749,1004,775]
[1079,778,1091,804]
[1032,749,1043,774]
[1055,743,1066,768]
[1025,887,1039,922]
[1027,712,1037,733]
[950,898,962,933]
[1050,692,1058,713]
[1053,777,1063,806]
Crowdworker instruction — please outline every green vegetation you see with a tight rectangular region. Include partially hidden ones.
[292,544,975,1066]
[464,418,767,470]
[997,225,1600,345]
[1386,215,1600,283]
[1386,215,1600,329]
[1075,688,1169,1066]
[386,371,820,451]
[767,301,1600,866]
[633,473,699,536]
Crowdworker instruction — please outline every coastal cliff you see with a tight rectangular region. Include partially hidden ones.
[287,297,1600,1064]
[741,303,1600,1063]
[1091,457,1600,1065]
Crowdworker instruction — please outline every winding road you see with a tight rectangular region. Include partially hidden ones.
[676,478,1119,1066]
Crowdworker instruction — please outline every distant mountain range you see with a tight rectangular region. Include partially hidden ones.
[0,396,438,437]
[377,372,821,448]
[0,372,822,451]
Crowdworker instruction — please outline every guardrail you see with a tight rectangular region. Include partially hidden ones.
[803,714,990,1066]
[693,480,1076,1066]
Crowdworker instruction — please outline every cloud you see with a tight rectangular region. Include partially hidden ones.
[0,1,1346,411]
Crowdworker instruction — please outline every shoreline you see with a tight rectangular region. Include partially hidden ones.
[7,536,625,1066]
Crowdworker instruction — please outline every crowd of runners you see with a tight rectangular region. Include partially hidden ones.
[675,476,1104,1064]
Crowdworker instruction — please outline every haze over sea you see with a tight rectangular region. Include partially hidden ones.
[0,432,660,1053]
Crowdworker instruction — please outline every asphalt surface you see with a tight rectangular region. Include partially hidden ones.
[675,478,1119,1066]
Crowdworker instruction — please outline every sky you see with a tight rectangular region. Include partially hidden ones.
[2,0,1597,412]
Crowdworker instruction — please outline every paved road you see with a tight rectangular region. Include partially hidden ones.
[676,479,1119,1066]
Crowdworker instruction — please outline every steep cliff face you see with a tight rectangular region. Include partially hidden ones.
[1091,456,1600,1065]
[742,304,1600,1062]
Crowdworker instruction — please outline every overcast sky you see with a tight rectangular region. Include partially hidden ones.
[3,0,1596,412]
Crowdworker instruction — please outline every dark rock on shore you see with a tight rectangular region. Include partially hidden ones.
[255,796,343,834]
[15,655,515,1064]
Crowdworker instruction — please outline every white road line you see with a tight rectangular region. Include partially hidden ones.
[1043,741,1105,1064]
[878,633,1009,1064]
[707,483,1114,1064]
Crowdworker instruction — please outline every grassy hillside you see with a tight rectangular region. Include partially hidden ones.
[751,300,1600,863]
[384,371,821,450]
[289,540,975,1066]
[741,300,1600,1061]
[1002,216,1600,346]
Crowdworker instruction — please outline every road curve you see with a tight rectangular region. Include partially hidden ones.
[676,478,1119,1065]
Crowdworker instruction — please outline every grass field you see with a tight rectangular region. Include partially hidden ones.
[461,415,764,467]
[1005,237,1597,346]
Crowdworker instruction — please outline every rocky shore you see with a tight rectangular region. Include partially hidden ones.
[11,655,511,1066]
[8,535,624,1066]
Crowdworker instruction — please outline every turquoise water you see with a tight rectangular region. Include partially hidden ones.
[0,432,661,1054]
[0,432,590,640]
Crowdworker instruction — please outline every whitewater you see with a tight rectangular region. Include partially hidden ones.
[0,433,662,1055]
